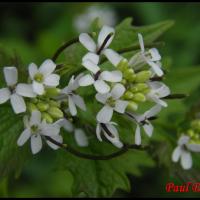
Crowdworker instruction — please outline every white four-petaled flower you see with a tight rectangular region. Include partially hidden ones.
[0,67,36,114]
[17,110,62,154]
[28,59,60,95]
[172,135,200,170]
[60,74,86,116]
[96,83,128,123]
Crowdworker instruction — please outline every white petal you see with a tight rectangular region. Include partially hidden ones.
[96,123,102,141]
[31,134,42,154]
[138,33,145,53]
[100,70,122,82]
[96,105,113,123]
[74,129,88,147]
[82,52,100,65]
[0,88,10,104]
[143,122,153,137]
[39,59,56,77]
[114,100,128,113]
[145,105,162,119]
[186,143,200,152]
[44,74,60,87]
[181,150,192,170]
[17,128,31,146]
[94,80,110,94]
[146,59,164,77]
[103,49,123,67]
[148,95,168,107]
[82,59,100,74]
[68,96,77,116]
[97,25,115,49]
[79,33,96,52]
[3,67,18,86]
[95,93,110,104]
[178,135,190,146]
[54,118,73,132]
[172,146,182,162]
[41,124,60,137]
[28,63,38,80]
[135,125,141,145]
[16,84,36,98]
[72,94,86,111]
[33,81,44,95]
[10,93,26,114]
[111,83,125,100]
[149,82,170,98]
[78,74,94,86]
[149,48,161,61]
[46,135,63,150]
[30,110,41,126]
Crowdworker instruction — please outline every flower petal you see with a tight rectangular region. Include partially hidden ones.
[33,81,44,95]
[31,134,42,154]
[97,25,115,49]
[114,100,128,113]
[149,48,161,61]
[178,135,190,146]
[82,52,100,65]
[68,96,77,116]
[146,59,164,77]
[135,125,141,145]
[46,135,63,150]
[3,67,18,86]
[82,59,100,74]
[17,128,31,146]
[28,63,38,80]
[79,33,96,52]
[0,88,10,104]
[186,143,200,152]
[145,105,162,119]
[96,105,113,123]
[30,110,41,126]
[143,122,153,137]
[72,94,86,111]
[16,84,36,98]
[94,80,110,94]
[138,33,145,53]
[103,49,123,67]
[54,118,73,132]
[74,129,88,147]
[41,124,60,137]
[96,123,102,141]
[39,59,56,77]
[95,93,110,104]
[78,74,94,86]
[172,146,182,162]
[44,74,60,87]
[147,95,168,107]
[111,83,125,100]
[10,93,26,114]
[100,70,122,82]
[181,150,192,170]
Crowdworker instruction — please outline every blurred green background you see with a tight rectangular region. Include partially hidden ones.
[0,2,200,197]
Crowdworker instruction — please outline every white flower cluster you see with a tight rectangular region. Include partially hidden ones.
[0,25,171,155]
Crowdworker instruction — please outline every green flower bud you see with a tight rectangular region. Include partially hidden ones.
[127,101,138,111]
[135,70,152,83]
[187,129,195,137]
[142,88,151,94]
[124,68,134,79]
[37,102,49,112]
[48,100,61,108]
[124,91,134,99]
[42,112,53,124]
[132,93,146,102]
[127,74,136,82]
[48,107,64,119]
[117,59,128,71]
[45,87,61,97]
[135,83,149,91]
[27,102,37,112]
[130,86,138,93]
[31,98,38,104]
[121,79,127,85]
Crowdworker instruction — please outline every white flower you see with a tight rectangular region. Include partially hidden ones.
[127,105,162,145]
[79,25,116,61]
[96,83,128,123]
[74,128,89,147]
[17,110,62,154]
[129,33,163,77]
[172,135,200,170]
[0,67,36,114]
[147,81,170,107]
[28,59,60,95]
[79,52,122,94]
[60,74,86,116]
[96,121,123,148]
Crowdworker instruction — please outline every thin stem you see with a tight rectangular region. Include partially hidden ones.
[45,136,147,160]
[162,94,188,99]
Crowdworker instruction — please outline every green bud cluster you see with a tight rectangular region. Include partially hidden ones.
[117,59,151,112]
[186,119,200,144]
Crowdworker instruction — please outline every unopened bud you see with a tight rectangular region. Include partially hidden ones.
[117,59,128,71]
[37,102,49,112]
[48,107,64,119]
[135,71,152,83]
[133,93,146,102]
[27,102,37,112]
[42,112,53,123]
[45,87,61,97]
[124,91,134,99]
[127,101,138,111]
